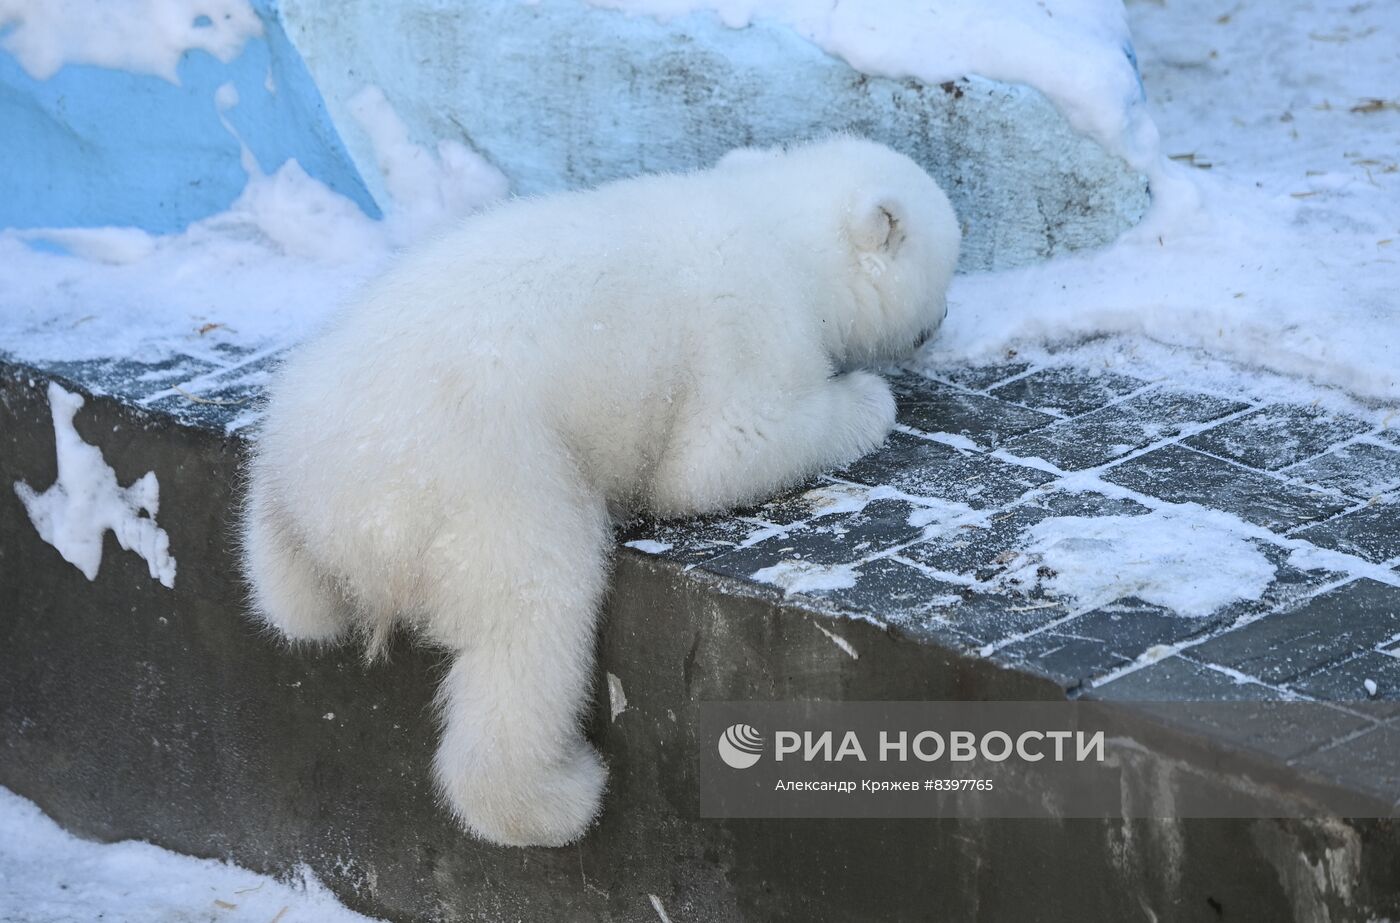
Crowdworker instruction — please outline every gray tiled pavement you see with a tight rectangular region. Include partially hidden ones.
[623,359,1400,720]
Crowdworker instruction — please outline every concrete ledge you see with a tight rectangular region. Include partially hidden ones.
[4,357,1400,921]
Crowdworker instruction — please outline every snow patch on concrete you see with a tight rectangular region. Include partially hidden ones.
[752,559,858,595]
[997,509,1275,617]
[13,381,178,588]
[624,539,674,554]
[813,622,859,659]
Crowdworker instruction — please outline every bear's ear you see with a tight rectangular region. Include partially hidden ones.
[850,195,907,255]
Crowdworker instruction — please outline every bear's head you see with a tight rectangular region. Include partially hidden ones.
[724,137,961,369]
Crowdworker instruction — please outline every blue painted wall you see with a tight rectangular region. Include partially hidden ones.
[0,0,378,234]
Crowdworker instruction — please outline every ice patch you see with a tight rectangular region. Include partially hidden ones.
[997,509,1275,617]
[751,559,858,595]
[13,382,177,588]
[0,0,263,82]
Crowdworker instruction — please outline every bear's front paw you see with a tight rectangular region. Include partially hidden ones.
[842,370,897,449]
[441,742,607,848]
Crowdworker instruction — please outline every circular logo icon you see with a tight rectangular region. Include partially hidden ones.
[718,723,764,769]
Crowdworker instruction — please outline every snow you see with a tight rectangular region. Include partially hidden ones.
[13,381,177,588]
[345,86,510,246]
[0,0,263,82]
[924,0,1400,403]
[813,622,859,659]
[993,508,1276,617]
[0,786,381,922]
[0,0,1395,411]
[0,79,504,368]
[594,0,1156,173]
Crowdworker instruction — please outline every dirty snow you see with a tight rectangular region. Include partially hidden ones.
[0,0,263,82]
[994,508,1276,617]
[0,786,380,922]
[13,381,177,588]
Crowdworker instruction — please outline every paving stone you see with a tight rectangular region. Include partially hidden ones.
[1291,652,1400,716]
[908,584,1072,648]
[801,555,965,622]
[1294,497,1400,563]
[701,498,927,579]
[140,353,278,429]
[1089,655,1288,702]
[997,598,1216,688]
[887,374,1056,446]
[988,366,1147,418]
[997,631,1133,688]
[924,362,1031,392]
[1104,444,1350,532]
[735,480,859,526]
[838,431,1056,508]
[785,556,982,650]
[1286,441,1400,500]
[1184,404,1371,471]
[1188,579,1400,684]
[1000,388,1250,472]
[901,489,1148,581]
[619,515,780,566]
[43,355,222,402]
[1212,540,1347,621]
[1291,724,1400,809]
[1029,490,1154,518]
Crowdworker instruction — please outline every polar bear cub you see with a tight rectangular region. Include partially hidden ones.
[242,136,960,847]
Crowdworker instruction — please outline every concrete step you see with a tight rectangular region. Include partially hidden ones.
[3,353,1400,922]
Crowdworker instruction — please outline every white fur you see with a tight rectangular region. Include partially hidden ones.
[241,137,960,847]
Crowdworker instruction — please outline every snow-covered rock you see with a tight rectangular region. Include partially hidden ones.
[279,0,1152,270]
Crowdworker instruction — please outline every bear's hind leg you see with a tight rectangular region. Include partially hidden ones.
[423,464,611,847]
[241,500,347,644]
